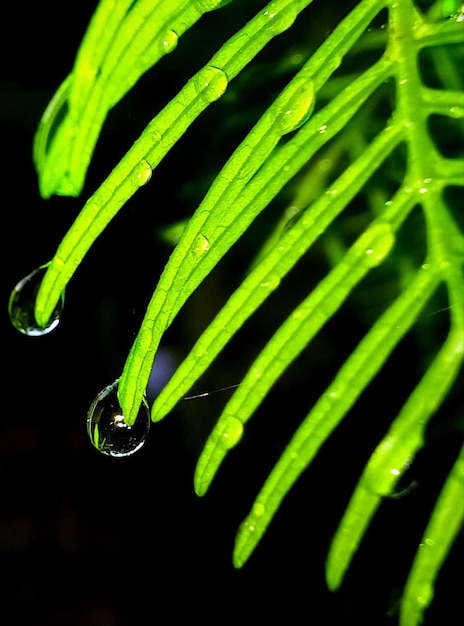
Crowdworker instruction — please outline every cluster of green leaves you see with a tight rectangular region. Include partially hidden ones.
[31,1,463,624]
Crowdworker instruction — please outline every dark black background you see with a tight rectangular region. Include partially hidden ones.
[1,2,462,624]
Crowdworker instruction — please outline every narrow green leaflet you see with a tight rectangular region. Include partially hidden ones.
[400,443,464,626]
[325,322,464,592]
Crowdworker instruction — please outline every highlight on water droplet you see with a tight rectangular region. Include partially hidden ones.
[194,66,228,103]
[191,233,210,257]
[131,159,152,188]
[8,265,63,336]
[87,380,150,458]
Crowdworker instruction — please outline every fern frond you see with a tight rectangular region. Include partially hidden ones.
[14,1,463,624]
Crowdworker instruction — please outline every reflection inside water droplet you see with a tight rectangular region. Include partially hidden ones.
[87,380,150,457]
[8,266,63,336]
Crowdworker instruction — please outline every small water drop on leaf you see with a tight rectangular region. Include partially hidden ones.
[194,66,228,103]
[159,28,178,55]
[221,416,243,449]
[131,159,152,188]
[362,221,395,268]
[278,79,315,134]
[252,502,265,517]
[87,380,150,457]
[263,2,298,34]
[8,266,63,336]
[191,234,210,256]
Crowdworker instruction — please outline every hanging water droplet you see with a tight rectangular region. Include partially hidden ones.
[87,380,150,457]
[191,233,210,256]
[131,159,152,188]
[194,66,228,103]
[8,266,63,336]
[220,416,243,449]
[159,28,178,55]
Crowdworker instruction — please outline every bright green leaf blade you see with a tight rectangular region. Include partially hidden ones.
[400,443,464,626]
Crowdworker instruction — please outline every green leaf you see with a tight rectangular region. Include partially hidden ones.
[400,443,464,626]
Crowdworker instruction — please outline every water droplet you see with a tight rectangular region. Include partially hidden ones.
[252,502,265,517]
[319,124,328,134]
[87,380,150,457]
[416,584,434,608]
[8,266,63,336]
[149,128,162,144]
[278,79,315,134]
[361,221,395,268]
[221,416,243,449]
[194,66,228,103]
[159,28,178,55]
[367,453,414,497]
[241,520,255,533]
[263,2,297,34]
[191,234,210,256]
[131,159,152,188]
